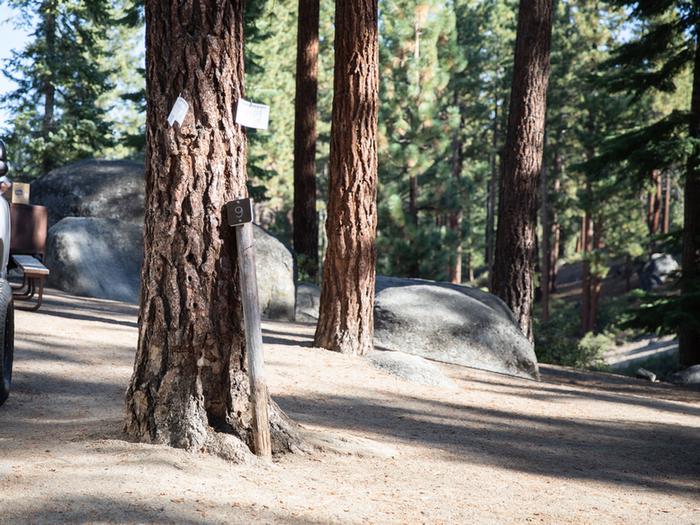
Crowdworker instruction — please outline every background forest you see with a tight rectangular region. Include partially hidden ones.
[0,0,694,371]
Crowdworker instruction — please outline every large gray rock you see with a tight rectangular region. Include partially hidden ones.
[639,253,679,291]
[368,350,454,388]
[253,225,295,321]
[46,217,143,302]
[374,276,539,380]
[297,275,538,379]
[295,283,321,323]
[32,159,144,227]
[45,218,295,319]
[668,365,700,387]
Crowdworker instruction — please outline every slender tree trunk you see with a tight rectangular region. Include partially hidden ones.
[679,27,700,367]
[486,97,499,288]
[534,231,542,302]
[448,110,464,284]
[125,0,298,458]
[492,0,553,341]
[540,138,550,322]
[576,216,584,253]
[41,1,56,174]
[625,253,632,292]
[293,0,320,281]
[589,216,603,333]
[549,151,562,292]
[448,211,463,284]
[647,169,662,248]
[663,172,671,234]
[464,192,474,283]
[466,250,475,282]
[581,204,593,335]
[581,186,605,335]
[408,174,420,277]
[314,0,379,356]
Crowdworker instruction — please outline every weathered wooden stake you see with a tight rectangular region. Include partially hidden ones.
[235,220,272,459]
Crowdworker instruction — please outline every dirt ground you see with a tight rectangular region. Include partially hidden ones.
[0,289,699,524]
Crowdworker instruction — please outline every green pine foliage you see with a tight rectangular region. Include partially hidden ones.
[244,0,298,227]
[102,0,146,159]
[590,1,698,340]
[376,0,516,281]
[0,0,696,366]
[0,0,115,178]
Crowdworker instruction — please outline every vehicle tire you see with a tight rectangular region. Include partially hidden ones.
[0,280,15,406]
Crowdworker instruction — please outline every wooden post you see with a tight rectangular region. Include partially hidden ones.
[234,219,272,460]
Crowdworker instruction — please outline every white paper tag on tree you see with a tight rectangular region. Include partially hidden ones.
[167,96,189,127]
[235,99,270,130]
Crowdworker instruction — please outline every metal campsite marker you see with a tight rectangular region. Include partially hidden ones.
[226,197,272,459]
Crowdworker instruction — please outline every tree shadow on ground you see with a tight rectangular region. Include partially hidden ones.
[21,289,139,328]
[462,375,700,418]
[34,307,138,329]
[262,326,314,348]
[0,371,127,453]
[276,390,700,496]
[0,494,330,525]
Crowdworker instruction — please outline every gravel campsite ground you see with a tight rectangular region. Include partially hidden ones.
[0,289,699,524]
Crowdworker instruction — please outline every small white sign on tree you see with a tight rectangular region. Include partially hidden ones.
[235,99,270,130]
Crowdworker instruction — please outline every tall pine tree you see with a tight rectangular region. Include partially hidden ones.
[596,1,700,366]
[0,0,114,178]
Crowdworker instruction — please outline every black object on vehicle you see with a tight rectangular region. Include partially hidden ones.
[0,281,14,405]
[0,140,7,177]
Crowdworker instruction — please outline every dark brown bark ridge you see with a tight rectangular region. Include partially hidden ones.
[293,0,320,281]
[314,0,379,356]
[124,0,303,460]
[492,0,553,341]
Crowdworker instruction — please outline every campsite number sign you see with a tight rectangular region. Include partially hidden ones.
[225,196,271,459]
[226,197,254,227]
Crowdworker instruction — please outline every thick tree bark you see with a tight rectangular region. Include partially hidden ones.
[125,0,299,458]
[314,0,379,356]
[492,0,552,341]
[679,27,700,367]
[293,0,320,281]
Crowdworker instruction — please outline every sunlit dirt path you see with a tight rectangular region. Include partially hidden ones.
[1,289,698,524]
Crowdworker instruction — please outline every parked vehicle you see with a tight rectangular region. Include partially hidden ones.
[0,139,15,406]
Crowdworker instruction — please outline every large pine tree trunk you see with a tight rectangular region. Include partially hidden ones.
[293,0,320,281]
[492,0,552,340]
[679,29,700,367]
[314,0,379,356]
[125,0,298,458]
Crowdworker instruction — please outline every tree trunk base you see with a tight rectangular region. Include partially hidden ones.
[125,394,312,463]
